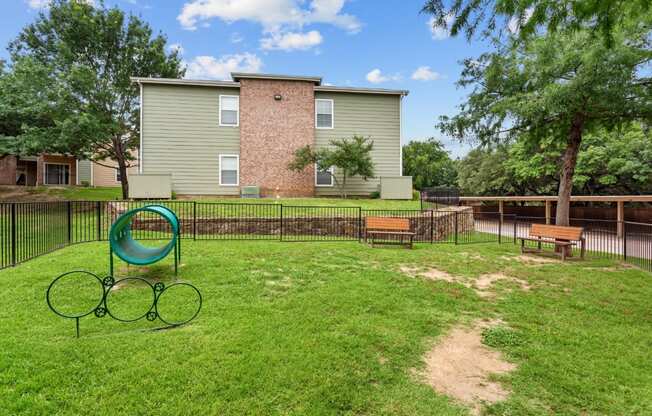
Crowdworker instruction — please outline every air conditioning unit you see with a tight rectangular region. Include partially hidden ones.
[241,185,260,198]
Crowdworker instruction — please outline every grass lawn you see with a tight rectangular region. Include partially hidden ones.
[1,185,422,210]
[1,240,651,415]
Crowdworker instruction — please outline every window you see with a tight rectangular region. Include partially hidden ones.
[315,165,334,187]
[315,99,334,129]
[219,95,239,126]
[219,155,239,186]
[115,168,122,182]
[44,163,70,185]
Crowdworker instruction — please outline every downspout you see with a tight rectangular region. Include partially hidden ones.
[399,94,404,176]
[139,81,143,174]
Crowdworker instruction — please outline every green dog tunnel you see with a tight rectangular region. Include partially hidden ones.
[109,205,181,275]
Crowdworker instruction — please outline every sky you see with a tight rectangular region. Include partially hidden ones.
[0,0,494,158]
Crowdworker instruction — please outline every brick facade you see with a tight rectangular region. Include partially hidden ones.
[37,155,77,185]
[239,78,315,197]
[0,156,17,185]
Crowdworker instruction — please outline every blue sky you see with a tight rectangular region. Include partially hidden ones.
[0,0,493,157]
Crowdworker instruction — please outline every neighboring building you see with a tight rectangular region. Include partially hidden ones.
[0,154,78,186]
[77,155,139,187]
[0,154,137,188]
[132,72,408,197]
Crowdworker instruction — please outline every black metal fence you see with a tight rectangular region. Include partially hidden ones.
[0,200,650,272]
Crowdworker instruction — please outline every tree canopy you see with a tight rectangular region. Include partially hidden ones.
[288,135,375,198]
[402,138,457,190]
[457,123,652,196]
[422,0,651,45]
[438,19,652,224]
[3,0,184,197]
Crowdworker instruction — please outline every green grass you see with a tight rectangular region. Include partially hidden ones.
[1,241,651,415]
[10,186,422,209]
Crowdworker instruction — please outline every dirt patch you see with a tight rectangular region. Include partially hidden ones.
[400,265,472,287]
[419,321,516,415]
[0,185,64,202]
[510,254,561,264]
[400,265,530,298]
[474,273,531,298]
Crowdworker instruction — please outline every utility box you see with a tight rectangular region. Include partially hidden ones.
[380,176,413,200]
[128,174,172,199]
[241,185,260,198]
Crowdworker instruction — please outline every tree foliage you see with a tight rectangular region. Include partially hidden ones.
[438,20,652,224]
[3,0,184,197]
[422,0,651,45]
[402,138,457,190]
[288,135,375,198]
[458,124,652,196]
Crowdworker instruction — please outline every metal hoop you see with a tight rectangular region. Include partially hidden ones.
[155,283,203,327]
[46,271,105,319]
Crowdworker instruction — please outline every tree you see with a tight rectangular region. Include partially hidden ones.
[5,0,184,198]
[288,135,375,198]
[422,0,650,45]
[439,22,652,225]
[402,138,457,190]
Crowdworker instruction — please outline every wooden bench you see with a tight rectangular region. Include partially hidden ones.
[520,223,585,260]
[365,217,416,248]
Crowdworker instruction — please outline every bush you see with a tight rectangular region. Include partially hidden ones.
[370,191,380,199]
[412,190,421,201]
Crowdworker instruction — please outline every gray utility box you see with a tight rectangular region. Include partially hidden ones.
[128,174,172,199]
[380,176,413,200]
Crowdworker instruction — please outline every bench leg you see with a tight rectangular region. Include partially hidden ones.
[561,246,566,261]
[520,238,525,253]
[581,239,586,259]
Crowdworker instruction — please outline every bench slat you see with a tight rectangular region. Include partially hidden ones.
[529,223,583,241]
[366,217,411,232]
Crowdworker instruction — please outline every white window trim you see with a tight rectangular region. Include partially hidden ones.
[315,164,335,187]
[315,98,334,130]
[219,95,240,127]
[219,154,240,187]
[43,162,71,185]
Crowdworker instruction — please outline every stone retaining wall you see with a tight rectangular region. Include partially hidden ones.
[127,207,475,242]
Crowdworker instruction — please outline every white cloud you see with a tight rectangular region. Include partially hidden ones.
[184,53,263,80]
[230,32,244,43]
[427,15,454,40]
[366,68,401,84]
[261,30,322,51]
[177,0,360,33]
[508,7,535,34]
[411,66,441,81]
[168,43,185,55]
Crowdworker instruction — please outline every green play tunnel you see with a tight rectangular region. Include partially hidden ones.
[109,205,180,266]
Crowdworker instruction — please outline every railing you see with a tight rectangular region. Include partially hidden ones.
[0,201,650,272]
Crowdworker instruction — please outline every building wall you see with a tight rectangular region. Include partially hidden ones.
[141,84,240,195]
[314,92,402,196]
[239,79,315,197]
[37,155,77,186]
[77,159,92,184]
[92,158,139,187]
[0,156,17,185]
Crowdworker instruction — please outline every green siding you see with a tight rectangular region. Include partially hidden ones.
[314,92,401,196]
[142,84,240,195]
[77,159,92,184]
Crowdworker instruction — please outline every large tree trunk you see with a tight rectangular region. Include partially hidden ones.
[555,114,584,226]
[113,137,129,200]
[117,157,129,200]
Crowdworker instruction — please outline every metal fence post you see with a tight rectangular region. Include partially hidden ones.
[430,209,434,244]
[454,211,458,245]
[513,215,517,244]
[96,201,102,241]
[622,221,627,261]
[193,201,197,241]
[67,201,72,244]
[358,207,362,241]
[498,213,502,244]
[280,204,284,241]
[10,203,16,266]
